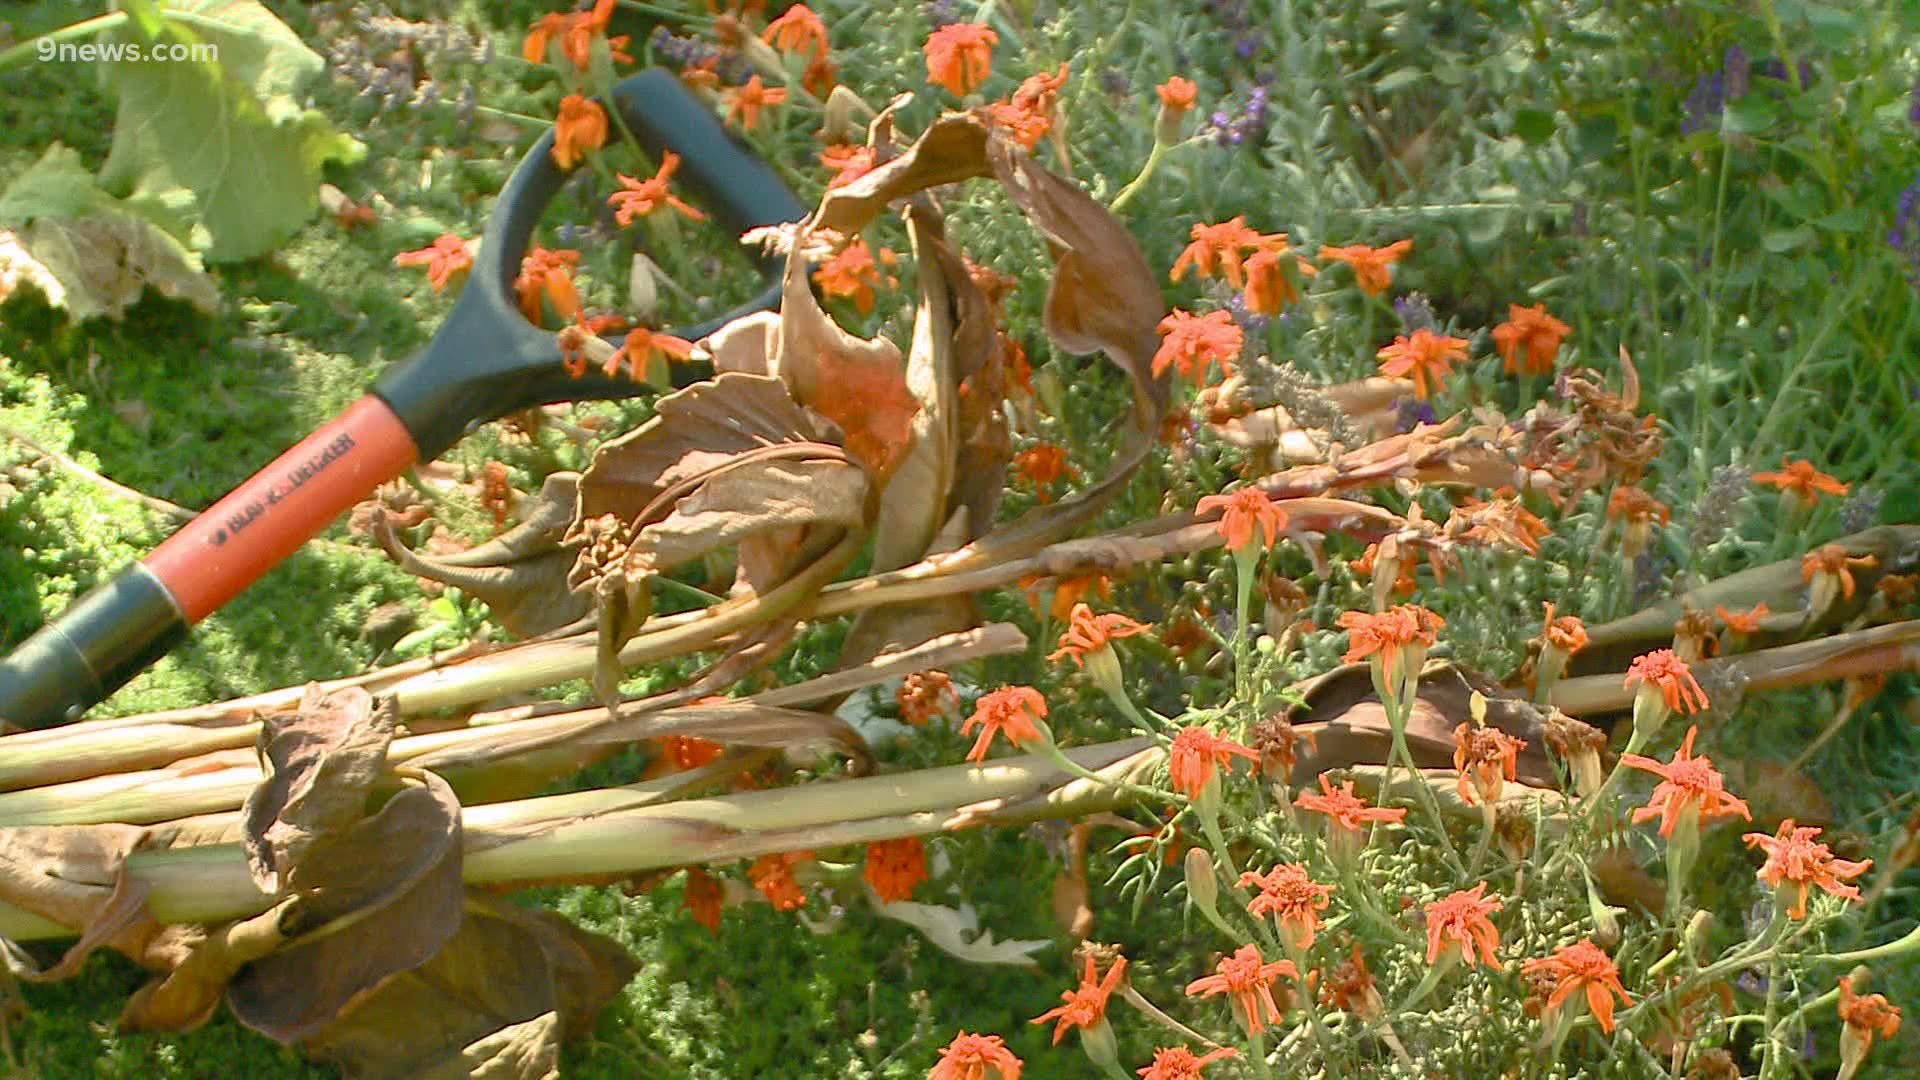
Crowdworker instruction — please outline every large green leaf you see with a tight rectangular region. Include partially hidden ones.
[97,0,364,262]
[0,145,219,320]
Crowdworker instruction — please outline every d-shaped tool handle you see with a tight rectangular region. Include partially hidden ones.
[0,68,807,730]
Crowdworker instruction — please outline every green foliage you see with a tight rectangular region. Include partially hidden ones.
[98,0,366,261]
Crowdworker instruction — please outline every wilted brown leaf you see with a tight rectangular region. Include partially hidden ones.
[374,474,589,638]
[1284,661,1558,789]
[811,113,993,235]
[297,895,635,1080]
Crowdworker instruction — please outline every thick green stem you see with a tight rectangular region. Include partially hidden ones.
[0,13,128,73]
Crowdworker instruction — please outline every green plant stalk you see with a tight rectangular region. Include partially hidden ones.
[0,623,1030,826]
[0,738,1160,941]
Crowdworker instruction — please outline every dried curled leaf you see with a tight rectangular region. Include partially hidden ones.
[1283,661,1557,789]
[373,474,589,638]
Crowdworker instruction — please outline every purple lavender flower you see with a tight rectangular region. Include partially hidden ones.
[1724,45,1750,101]
[1891,171,1920,283]
[1393,292,1436,333]
[1910,77,1920,129]
[1682,70,1726,134]
[923,0,962,28]
[1224,293,1270,336]
[1395,398,1438,433]
[1839,487,1884,534]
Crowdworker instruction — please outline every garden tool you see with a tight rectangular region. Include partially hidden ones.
[0,67,807,730]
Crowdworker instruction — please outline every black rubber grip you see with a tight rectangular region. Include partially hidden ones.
[375,67,808,460]
[0,564,188,730]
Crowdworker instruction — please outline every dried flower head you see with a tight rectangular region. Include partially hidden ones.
[682,867,724,933]
[897,670,959,726]
[1452,722,1526,807]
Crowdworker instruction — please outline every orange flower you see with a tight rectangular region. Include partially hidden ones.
[1237,863,1334,950]
[762,3,829,57]
[663,734,725,771]
[1048,603,1151,667]
[1155,76,1198,113]
[1319,239,1412,295]
[1715,603,1770,635]
[723,74,788,131]
[1521,939,1632,1034]
[1624,648,1708,715]
[1491,303,1572,376]
[1752,457,1848,505]
[1153,309,1243,385]
[1803,544,1877,603]
[748,850,814,911]
[609,152,706,225]
[802,51,838,96]
[682,867,724,933]
[604,325,696,384]
[1619,725,1752,838]
[1743,819,1872,919]
[864,836,928,902]
[986,64,1068,151]
[392,233,474,293]
[923,22,998,97]
[812,239,893,313]
[1138,1046,1237,1080]
[1021,572,1113,622]
[1607,486,1671,526]
[1185,944,1297,1036]
[961,686,1049,762]
[1195,486,1287,552]
[1336,605,1445,688]
[1376,328,1469,401]
[524,0,629,71]
[822,143,878,189]
[551,94,608,170]
[932,1031,1023,1080]
[1031,954,1127,1044]
[1013,442,1077,500]
[1838,975,1902,1072]
[1452,722,1526,807]
[513,246,582,324]
[1242,246,1316,315]
[1295,774,1407,832]
[896,670,959,726]
[1424,883,1503,969]
[1541,602,1589,655]
[1167,725,1259,800]
[1170,217,1265,288]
